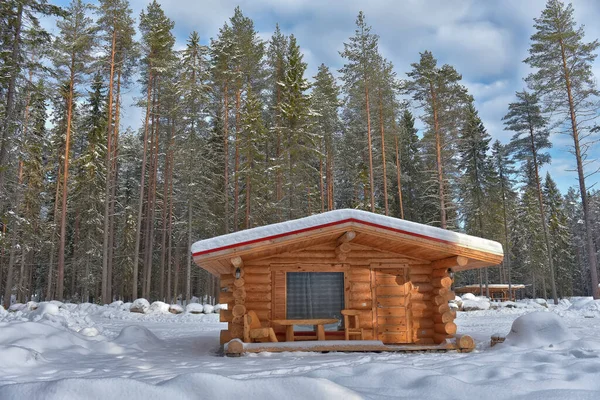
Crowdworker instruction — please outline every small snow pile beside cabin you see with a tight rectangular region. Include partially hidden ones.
[192,209,503,351]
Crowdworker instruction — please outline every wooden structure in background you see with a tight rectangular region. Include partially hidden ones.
[192,210,503,353]
[454,284,525,302]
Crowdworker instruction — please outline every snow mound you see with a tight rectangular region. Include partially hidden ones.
[186,303,204,314]
[461,296,490,311]
[0,373,361,400]
[568,297,600,314]
[25,301,39,310]
[9,303,26,312]
[461,293,477,301]
[203,304,214,314]
[169,304,183,314]
[109,300,124,308]
[504,311,578,348]
[0,304,6,316]
[0,345,45,368]
[149,301,170,314]
[112,325,162,350]
[28,302,60,321]
[130,298,150,314]
[214,303,227,311]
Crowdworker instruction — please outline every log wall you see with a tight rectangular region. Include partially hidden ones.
[218,242,456,345]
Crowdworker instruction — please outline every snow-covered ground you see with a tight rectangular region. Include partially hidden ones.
[1,298,600,399]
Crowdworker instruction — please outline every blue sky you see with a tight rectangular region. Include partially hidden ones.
[49,0,600,194]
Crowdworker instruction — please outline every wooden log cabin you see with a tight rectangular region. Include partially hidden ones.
[191,209,504,352]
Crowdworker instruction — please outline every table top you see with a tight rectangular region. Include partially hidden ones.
[272,318,339,325]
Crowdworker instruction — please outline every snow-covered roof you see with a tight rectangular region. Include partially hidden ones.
[192,209,503,258]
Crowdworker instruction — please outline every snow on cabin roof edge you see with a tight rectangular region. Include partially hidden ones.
[191,209,504,257]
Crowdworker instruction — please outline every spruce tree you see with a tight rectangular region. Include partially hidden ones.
[339,12,380,212]
[397,109,425,222]
[504,90,558,303]
[311,64,340,212]
[525,0,600,298]
[405,51,469,229]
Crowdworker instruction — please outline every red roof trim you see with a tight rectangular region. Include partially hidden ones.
[192,218,455,258]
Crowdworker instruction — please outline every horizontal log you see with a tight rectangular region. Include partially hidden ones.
[220,274,234,287]
[376,307,406,317]
[244,301,271,311]
[409,274,430,283]
[232,316,243,324]
[233,287,246,299]
[433,311,456,324]
[226,339,244,354]
[436,303,451,314]
[433,333,448,344]
[243,274,271,285]
[220,329,231,345]
[434,322,457,335]
[414,337,435,345]
[410,292,431,302]
[431,287,449,296]
[376,286,406,296]
[410,301,430,311]
[431,269,449,278]
[412,318,434,329]
[245,284,272,293]
[246,292,272,302]
[411,309,433,318]
[351,282,371,292]
[349,290,372,301]
[416,328,434,338]
[219,292,234,304]
[348,300,373,310]
[408,266,434,275]
[378,332,408,344]
[379,324,407,333]
[229,323,244,339]
[412,283,433,293]
[432,277,453,288]
[232,304,246,317]
[337,230,356,245]
[231,256,243,268]
[233,278,245,288]
[376,275,406,285]
[376,296,406,307]
[377,316,407,326]
[430,256,469,269]
[455,335,475,350]
[220,309,233,323]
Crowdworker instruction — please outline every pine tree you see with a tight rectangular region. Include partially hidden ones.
[52,0,96,301]
[279,35,315,219]
[503,90,558,303]
[525,0,600,298]
[339,12,380,212]
[405,51,469,229]
[311,64,340,213]
[133,0,175,300]
[457,102,496,294]
[543,173,576,297]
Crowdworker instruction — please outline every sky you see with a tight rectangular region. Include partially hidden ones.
[49,0,600,194]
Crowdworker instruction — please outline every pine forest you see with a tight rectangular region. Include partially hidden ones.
[2,0,600,308]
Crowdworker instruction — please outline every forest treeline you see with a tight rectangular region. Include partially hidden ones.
[0,0,599,307]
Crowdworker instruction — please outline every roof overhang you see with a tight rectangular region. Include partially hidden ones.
[192,210,504,276]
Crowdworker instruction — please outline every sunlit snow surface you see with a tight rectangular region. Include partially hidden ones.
[1,298,600,399]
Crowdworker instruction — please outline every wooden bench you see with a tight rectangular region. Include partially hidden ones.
[272,318,339,342]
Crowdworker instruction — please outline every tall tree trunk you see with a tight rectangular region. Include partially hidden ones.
[234,86,241,231]
[186,203,192,303]
[394,136,404,219]
[101,26,117,305]
[319,152,325,213]
[47,164,62,300]
[500,172,512,299]
[326,136,334,211]
[378,93,388,215]
[173,246,180,304]
[223,83,230,234]
[528,125,558,304]
[166,155,174,303]
[0,4,23,194]
[365,83,375,212]
[159,119,174,300]
[429,83,446,229]
[132,71,154,300]
[3,164,24,308]
[559,38,599,300]
[57,53,78,301]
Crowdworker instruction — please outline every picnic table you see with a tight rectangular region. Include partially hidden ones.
[272,318,339,342]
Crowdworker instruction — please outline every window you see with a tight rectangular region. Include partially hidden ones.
[286,272,345,325]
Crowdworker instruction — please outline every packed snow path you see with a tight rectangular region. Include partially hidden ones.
[1,299,600,399]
